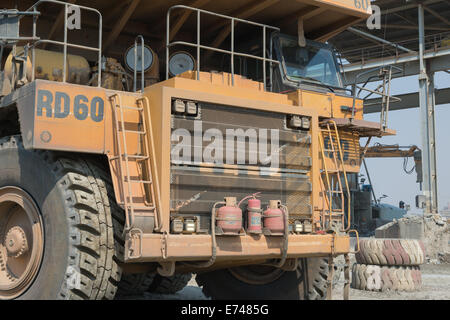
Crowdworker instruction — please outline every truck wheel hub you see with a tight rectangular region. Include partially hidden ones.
[5,226,28,258]
[0,187,44,299]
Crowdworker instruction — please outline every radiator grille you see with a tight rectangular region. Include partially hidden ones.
[170,102,312,220]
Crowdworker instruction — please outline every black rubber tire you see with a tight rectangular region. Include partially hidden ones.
[0,136,123,299]
[116,273,156,296]
[196,258,329,300]
[356,239,425,266]
[148,273,192,294]
[351,263,422,292]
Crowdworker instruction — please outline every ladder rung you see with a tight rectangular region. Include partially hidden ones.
[125,205,156,210]
[125,155,149,160]
[111,155,148,161]
[124,130,146,135]
[328,190,343,194]
[118,105,143,111]
[124,178,153,184]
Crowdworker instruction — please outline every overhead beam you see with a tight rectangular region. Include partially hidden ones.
[379,0,444,15]
[392,12,417,26]
[355,23,450,31]
[423,4,450,26]
[348,27,414,53]
[103,0,141,52]
[342,47,450,84]
[364,87,450,113]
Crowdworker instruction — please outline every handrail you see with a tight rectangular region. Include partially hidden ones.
[348,229,360,254]
[166,5,280,91]
[133,35,145,92]
[351,65,403,130]
[24,0,102,86]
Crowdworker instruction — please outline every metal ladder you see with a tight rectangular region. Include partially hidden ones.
[109,94,162,233]
[318,120,351,232]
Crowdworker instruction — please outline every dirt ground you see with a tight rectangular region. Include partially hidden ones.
[122,262,450,300]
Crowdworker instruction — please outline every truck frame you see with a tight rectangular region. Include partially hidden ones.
[0,0,395,300]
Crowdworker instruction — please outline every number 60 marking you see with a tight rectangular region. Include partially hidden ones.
[354,0,369,10]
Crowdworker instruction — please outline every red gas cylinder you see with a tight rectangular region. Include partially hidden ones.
[216,197,242,234]
[263,200,284,234]
[247,198,262,234]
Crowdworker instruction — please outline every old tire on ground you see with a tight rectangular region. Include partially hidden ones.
[196,258,329,300]
[116,273,156,296]
[351,263,422,292]
[356,238,425,266]
[148,273,192,294]
[0,136,123,300]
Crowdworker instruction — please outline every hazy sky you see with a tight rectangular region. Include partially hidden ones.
[361,71,450,214]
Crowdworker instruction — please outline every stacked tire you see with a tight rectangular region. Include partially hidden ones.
[352,239,425,292]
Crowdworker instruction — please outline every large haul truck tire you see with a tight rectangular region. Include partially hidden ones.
[351,263,422,292]
[196,258,329,300]
[148,273,192,294]
[116,272,192,297]
[0,136,123,300]
[356,239,425,266]
[116,273,156,297]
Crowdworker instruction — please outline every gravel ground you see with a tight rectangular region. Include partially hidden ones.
[122,263,450,300]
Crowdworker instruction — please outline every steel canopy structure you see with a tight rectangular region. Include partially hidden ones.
[331,0,450,214]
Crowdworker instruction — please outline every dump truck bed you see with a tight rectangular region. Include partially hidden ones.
[125,0,372,41]
[10,0,372,58]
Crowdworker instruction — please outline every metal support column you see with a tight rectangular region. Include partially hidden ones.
[418,4,438,214]
[427,69,438,213]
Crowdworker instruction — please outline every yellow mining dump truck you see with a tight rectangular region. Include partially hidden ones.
[0,0,394,300]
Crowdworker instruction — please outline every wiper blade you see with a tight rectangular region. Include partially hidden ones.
[288,75,320,83]
[287,75,335,92]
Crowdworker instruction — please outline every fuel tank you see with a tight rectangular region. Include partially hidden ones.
[4,48,91,85]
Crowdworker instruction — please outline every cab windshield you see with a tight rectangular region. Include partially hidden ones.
[279,36,342,88]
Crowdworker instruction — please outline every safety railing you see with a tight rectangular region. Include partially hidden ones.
[351,65,403,130]
[24,0,102,86]
[0,9,41,43]
[166,5,280,91]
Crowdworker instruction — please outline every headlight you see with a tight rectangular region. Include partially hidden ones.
[294,220,303,233]
[172,99,186,113]
[171,218,184,233]
[184,219,196,233]
[301,117,310,130]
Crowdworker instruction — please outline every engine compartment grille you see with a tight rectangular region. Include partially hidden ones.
[170,102,312,223]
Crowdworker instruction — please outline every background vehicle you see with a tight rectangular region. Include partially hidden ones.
[352,144,422,236]
[0,0,390,300]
